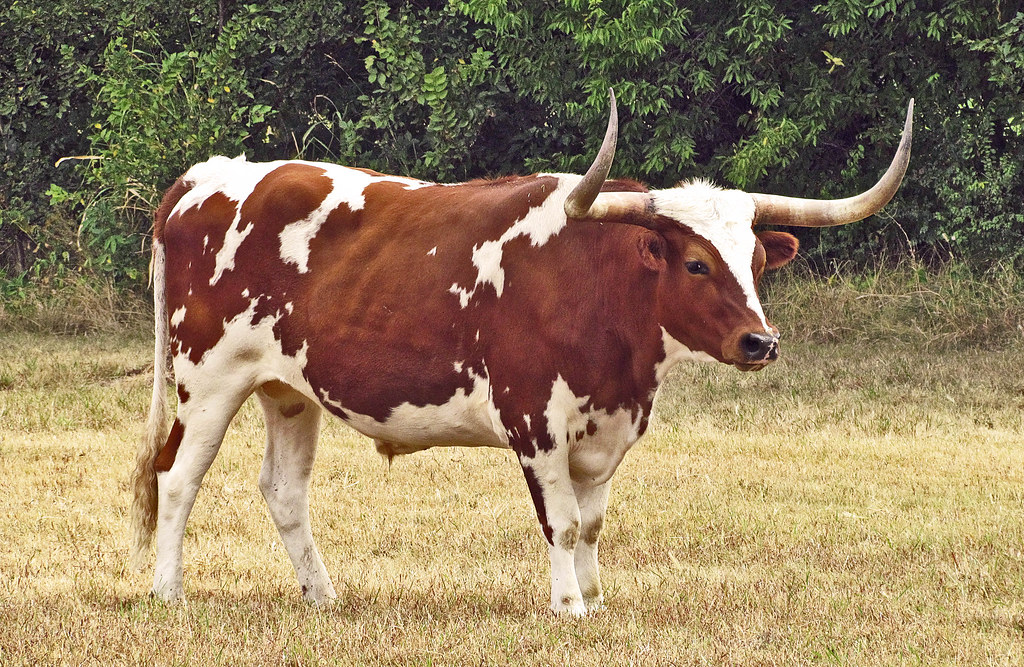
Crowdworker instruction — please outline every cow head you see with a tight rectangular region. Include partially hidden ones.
[565,90,913,370]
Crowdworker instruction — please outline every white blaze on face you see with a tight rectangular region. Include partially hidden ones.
[452,175,579,307]
[651,181,771,331]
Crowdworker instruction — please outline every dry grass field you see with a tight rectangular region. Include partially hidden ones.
[2,270,1023,665]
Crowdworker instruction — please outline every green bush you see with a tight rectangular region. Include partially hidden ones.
[66,14,275,283]
[1,0,1022,299]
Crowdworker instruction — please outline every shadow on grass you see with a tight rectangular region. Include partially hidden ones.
[100,580,546,625]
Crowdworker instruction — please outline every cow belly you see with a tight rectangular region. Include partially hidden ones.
[318,373,510,453]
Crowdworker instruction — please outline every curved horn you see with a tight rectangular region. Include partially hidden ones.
[564,89,618,219]
[577,191,654,223]
[751,99,914,227]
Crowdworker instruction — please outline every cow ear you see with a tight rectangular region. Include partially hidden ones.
[757,231,799,270]
[637,232,666,272]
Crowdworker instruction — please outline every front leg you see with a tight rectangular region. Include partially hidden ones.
[573,479,611,612]
[518,448,586,616]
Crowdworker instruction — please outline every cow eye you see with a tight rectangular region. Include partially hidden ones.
[685,260,709,275]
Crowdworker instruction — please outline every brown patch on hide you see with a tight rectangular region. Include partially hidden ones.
[154,418,185,473]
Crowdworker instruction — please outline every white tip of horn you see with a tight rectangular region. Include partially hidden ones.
[564,88,618,219]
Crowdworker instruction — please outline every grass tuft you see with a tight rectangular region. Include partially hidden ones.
[0,276,148,335]
[764,260,1024,349]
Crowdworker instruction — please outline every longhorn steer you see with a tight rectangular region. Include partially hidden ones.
[131,92,913,615]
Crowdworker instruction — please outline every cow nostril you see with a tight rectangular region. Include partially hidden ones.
[740,333,777,361]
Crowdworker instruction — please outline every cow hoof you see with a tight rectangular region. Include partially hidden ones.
[584,598,605,613]
[149,589,186,605]
[551,597,588,617]
[301,581,338,607]
[305,595,337,609]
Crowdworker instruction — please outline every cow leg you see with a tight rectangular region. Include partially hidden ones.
[572,479,611,612]
[519,449,586,616]
[151,388,249,602]
[255,382,336,605]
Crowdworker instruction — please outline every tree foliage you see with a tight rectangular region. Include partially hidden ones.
[1,0,1022,288]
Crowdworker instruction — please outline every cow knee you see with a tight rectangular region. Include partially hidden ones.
[258,471,274,500]
[260,474,305,524]
[158,469,189,506]
[581,514,603,545]
[557,519,581,552]
[258,471,290,504]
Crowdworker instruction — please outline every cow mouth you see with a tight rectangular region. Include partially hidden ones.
[734,360,773,372]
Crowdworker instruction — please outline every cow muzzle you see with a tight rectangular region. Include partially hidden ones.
[734,332,779,371]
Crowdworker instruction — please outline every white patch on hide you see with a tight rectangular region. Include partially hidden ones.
[278,164,432,273]
[655,326,717,383]
[174,156,265,287]
[449,283,473,309]
[175,156,432,281]
[170,306,187,327]
[451,175,579,307]
[211,222,253,284]
[543,375,643,486]
[174,297,316,413]
[318,388,344,412]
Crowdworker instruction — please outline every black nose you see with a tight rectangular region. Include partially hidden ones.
[740,332,779,362]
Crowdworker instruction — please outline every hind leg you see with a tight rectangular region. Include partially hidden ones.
[256,381,336,604]
[151,384,250,602]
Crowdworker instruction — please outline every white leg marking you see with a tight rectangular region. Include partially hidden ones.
[256,387,337,604]
[573,480,611,612]
[523,449,587,616]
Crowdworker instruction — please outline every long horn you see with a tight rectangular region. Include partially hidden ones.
[564,89,618,218]
[751,99,914,227]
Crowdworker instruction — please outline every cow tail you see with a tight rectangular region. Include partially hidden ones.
[130,179,185,570]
